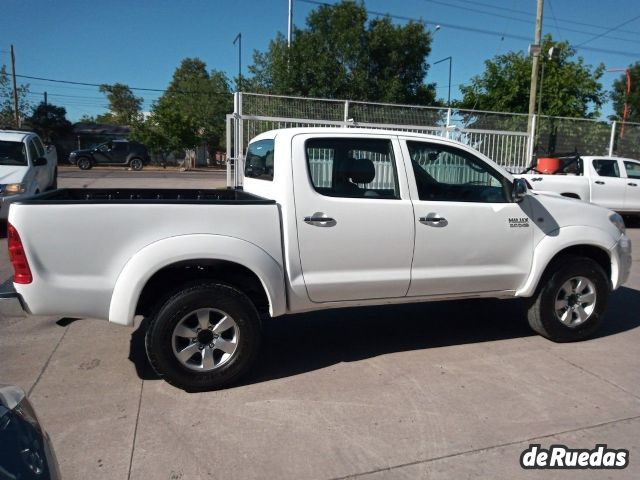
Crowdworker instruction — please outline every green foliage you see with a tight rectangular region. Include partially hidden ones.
[247,0,436,104]
[25,102,72,142]
[130,58,232,153]
[458,35,606,119]
[610,62,640,123]
[0,65,31,127]
[97,83,143,125]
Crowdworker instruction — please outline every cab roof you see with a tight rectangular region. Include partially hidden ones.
[0,129,32,142]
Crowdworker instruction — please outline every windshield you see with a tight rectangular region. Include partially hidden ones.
[0,141,27,166]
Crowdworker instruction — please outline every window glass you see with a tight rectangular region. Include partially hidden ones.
[244,139,275,181]
[111,142,128,153]
[27,140,39,164]
[623,161,640,179]
[407,141,509,203]
[305,138,399,199]
[0,141,27,166]
[33,136,45,157]
[592,159,620,177]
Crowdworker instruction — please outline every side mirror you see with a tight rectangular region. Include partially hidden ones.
[34,157,47,167]
[512,178,528,203]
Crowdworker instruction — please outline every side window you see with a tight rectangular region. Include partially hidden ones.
[623,161,640,179]
[27,140,39,164]
[592,159,620,177]
[33,136,45,157]
[407,141,510,203]
[244,139,275,181]
[111,142,127,153]
[305,138,400,199]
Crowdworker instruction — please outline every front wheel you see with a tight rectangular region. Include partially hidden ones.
[129,157,143,171]
[77,157,92,170]
[526,256,609,342]
[145,283,261,391]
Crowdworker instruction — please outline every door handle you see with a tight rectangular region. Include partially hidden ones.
[531,177,543,182]
[595,181,605,185]
[304,212,336,227]
[628,182,638,187]
[419,215,447,224]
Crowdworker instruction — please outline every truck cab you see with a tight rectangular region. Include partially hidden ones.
[0,130,57,220]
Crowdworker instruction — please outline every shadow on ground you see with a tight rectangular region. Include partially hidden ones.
[128,286,640,388]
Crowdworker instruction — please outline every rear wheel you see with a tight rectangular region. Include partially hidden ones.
[129,157,143,171]
[77,157,92,170]
[527,256,609,342]
[145,283,261,391]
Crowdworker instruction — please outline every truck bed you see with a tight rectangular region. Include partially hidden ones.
[17,188,275,204]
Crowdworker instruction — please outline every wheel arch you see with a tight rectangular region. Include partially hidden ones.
[516,226,616,298]
[108,234,286,326]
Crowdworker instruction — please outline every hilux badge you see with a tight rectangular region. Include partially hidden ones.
[509,217,529,228]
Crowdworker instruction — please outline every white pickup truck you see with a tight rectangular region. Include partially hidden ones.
[0,129,58,220]
[1,128,632,391]
[518,155,640,217]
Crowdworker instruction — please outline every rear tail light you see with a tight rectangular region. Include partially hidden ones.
[7,223,33,284]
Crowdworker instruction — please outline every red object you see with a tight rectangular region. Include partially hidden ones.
[537,157,561,174]
[7,223,33,284]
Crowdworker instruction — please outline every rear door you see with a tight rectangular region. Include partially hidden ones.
[622,159,640,212]
[401,139,533,296]
[292,134,415,302]
[589,158,627,209]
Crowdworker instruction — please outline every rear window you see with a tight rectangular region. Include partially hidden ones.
[244,139,274,181]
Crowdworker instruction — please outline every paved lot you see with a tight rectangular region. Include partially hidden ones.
[1,170,639,479]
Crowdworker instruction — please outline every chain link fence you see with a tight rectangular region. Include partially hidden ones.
[228,92,640,185]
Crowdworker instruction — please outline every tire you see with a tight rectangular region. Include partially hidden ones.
[145,283,261,391]
[526,255,609,342]
[129,157,143,171]
[77,157,92,170]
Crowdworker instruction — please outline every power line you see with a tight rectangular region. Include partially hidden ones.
[576,13,640,47]
[448,0,640,37]
[297,0,640,58]
[14,74,232,96]
[423,0,640,45]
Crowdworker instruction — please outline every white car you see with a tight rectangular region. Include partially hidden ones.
[1,128,632,390]
[518,155,640,217]
[0,130,57,220]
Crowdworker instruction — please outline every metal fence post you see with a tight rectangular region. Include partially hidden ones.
[232,92,241,188]
[608,121,617,157]
[526,114,537,166]
[344,100,350,124]
[445,108,452,139]
[226,114,233,187]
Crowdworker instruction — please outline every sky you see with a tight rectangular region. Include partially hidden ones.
[1,0,639,122]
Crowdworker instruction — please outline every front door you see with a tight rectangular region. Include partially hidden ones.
[589,158,627,210]
[401,139,533,296]
[292,134,415,303]
[622,160,640,212]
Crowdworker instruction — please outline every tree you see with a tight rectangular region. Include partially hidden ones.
[25,102,72,143]
[458,35,606,119]
[97,83,143,124]
[247,0,436,105]
[610,62,640,123]
[0,65,31,127]
[144,58,232,152]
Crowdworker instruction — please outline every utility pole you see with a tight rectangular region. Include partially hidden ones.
[233,33,242,92]
[287,0,293,47]
[10,45,20,128]
[527,0,544,150]
[44,91,48,107]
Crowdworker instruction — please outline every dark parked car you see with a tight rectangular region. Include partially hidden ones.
[0,384,61,479]
[69,139,150,170]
